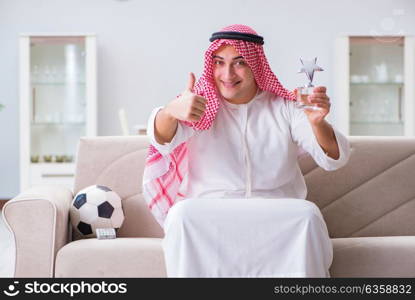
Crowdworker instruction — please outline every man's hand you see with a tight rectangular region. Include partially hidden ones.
[154,73,207,145]
[164,73,207,122]
[303,86,331,126]
[296,86,339,159]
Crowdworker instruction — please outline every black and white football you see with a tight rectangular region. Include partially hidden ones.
[70,185,124,238]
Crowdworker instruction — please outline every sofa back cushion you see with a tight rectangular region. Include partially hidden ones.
[73,136,164,238]
[300,136,415,238]
[74,136,415,238]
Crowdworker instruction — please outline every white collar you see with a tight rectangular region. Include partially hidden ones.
[220,88,263,109]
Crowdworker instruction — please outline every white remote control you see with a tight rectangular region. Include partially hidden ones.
[96,228,116,240]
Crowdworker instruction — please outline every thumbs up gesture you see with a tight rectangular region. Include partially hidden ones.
[165,73,207,122]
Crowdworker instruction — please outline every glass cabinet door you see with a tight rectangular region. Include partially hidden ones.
[349,36,404,136]
[29,36,86,164]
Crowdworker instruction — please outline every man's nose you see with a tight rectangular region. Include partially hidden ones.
[223,64,236,79]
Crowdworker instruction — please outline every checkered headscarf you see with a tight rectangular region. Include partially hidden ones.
[143,24,296,228]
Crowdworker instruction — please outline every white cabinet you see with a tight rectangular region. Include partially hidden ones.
[333,36,415,136]
[19,34,97,191]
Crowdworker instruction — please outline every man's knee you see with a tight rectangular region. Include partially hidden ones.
[165,199,194,225]
[298,200,322,222]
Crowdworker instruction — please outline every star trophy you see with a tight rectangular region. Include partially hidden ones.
[296,57,324,111]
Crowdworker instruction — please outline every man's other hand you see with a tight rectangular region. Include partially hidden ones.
[165,73,208,122]
[303,86,331,126]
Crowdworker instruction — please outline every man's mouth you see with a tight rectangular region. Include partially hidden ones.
[222,81,241,88]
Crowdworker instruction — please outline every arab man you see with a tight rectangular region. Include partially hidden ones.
[143,24,350,277]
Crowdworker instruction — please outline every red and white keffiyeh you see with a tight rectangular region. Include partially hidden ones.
[142,24,296,228]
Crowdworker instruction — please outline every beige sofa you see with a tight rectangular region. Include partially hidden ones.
[3,135,415,277]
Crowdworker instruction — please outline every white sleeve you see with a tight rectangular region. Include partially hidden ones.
[288,102,351,171]
[146,106,195,156]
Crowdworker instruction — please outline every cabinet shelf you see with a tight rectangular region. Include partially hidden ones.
[30,162,76,167]
[351,121,404,125]
[350,82,403,87]
[31,122,86,126]
[31,82,86,86]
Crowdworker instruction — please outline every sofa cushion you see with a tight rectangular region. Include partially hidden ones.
[330,236,415,277]
[55,238,166,277]
[55,236,415,277]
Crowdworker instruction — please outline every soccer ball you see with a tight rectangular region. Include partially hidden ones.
[70,185,125,238]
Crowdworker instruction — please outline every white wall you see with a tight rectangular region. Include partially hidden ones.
[0,0,414,198]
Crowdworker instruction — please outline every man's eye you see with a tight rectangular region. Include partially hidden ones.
[235,61,246,66]
[214,60,223,65]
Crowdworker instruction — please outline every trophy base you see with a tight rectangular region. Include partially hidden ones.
[296,86,323,111]
[296,103,323,111]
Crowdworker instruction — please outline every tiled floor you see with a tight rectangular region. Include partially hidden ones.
[0,210,15,277]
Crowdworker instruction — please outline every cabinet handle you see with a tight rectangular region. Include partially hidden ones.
[41,174,74,178]
[32,87,36,122]
[398,86,402,121]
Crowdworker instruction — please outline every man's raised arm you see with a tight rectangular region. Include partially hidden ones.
[154,72,207,144]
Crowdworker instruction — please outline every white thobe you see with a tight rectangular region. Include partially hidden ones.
[147,89,350,277]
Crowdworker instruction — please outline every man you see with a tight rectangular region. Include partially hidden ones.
[143,24,350,277]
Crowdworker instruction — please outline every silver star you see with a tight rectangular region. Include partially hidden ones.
[298,57,323,86]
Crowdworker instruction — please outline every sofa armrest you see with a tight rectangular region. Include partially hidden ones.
[2,185,73,277]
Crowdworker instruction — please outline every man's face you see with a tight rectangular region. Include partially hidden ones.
[213,45,257,104]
